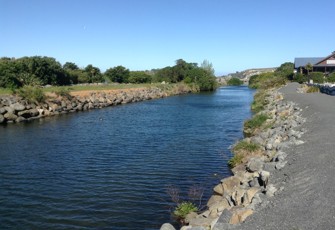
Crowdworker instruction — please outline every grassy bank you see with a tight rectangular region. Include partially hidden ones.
[43,83,161,93]
[229,64,290,168]
[0,83,159,95]
[0,82,198,96]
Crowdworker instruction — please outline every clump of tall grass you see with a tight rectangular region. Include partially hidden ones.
[228,153,245,168]
[228,141,261,168]
[173,202,198,220]
[306,86,319,93]
[244,113,269,130]
[166,184,204,225]
[14,86,46,103]
[251,90,268,113]
[233,140,260,153]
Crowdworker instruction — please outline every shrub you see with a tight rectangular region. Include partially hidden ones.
[227,77,243,86]
[249,72,286,89]
[196,74,218,91]
[327,72,335,83]
[249,73,267,89]
[309,72,324,83]
[183,76,192,84]
[293,73,307,84]
[15,86,46,103]
[262,75,286,89]
[173,202,198,219]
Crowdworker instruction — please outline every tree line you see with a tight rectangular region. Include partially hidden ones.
[0,56,217,91]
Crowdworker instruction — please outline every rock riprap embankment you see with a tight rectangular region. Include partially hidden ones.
[161,87,306,230]
[0,86,194,124]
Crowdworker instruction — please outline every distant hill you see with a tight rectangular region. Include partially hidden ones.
[217,67,277,85]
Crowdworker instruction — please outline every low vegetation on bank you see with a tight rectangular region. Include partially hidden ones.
[251,90,268,113]
[243,113,270,137]
[229,59,330,167]
[229,62,293,168]
[228,141,262,168]
[229,60,334,170]
[173,202,198,220]
[14,86,46,103]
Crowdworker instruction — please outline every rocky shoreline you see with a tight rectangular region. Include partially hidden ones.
[0,84,196,124]
[161,86,306,230]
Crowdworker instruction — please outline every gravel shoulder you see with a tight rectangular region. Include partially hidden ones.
[233,82,335,229]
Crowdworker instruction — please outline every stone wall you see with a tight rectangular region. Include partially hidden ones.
[0,85,195,124]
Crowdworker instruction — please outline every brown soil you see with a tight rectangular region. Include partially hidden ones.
[69,88,146,97]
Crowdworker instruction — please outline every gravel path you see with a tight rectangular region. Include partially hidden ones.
[233,82,335,230]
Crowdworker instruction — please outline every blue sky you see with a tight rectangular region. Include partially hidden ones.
[1,0,334,75]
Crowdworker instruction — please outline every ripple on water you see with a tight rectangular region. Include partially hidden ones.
[0,86,254,229]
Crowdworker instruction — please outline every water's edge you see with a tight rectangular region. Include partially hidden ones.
[162,86,307,230]
[0,84,197,124]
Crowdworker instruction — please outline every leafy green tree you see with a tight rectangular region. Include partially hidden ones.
[76,70,90,83]
[153,59,217,91]
[227,77,243,86]
[128,71,152,83]
[309,72,324,83]
[20,56,70,85]
[327,72,335,83]
[0,58,22,88]
[200,59,215,76]
[155,66,175,83]
[305,62,313,75]
[84,64,104,83]
[173,59,188,82]
[63,62,79,70]
[293,73,307,84]
[154,59,198,83]
[172,59,198,82]
[275,62,294,79]
[0,56,70,87]
[65,69,85,84]
[186,68,217,91]
[104,65,130,83]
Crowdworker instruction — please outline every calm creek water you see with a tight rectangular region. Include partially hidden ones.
[0,86,254,229]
